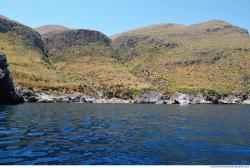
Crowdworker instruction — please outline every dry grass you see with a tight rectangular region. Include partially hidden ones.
[112,20,250,95]
[0,32,151,95]
[1,20,250,96]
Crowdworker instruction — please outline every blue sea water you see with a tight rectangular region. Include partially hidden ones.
[0,103,250,165]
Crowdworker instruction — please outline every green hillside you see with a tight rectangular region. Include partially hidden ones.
[0,16,151,96]
[0,16,57,89]
[1,15,250,97]
[112,20,250,95]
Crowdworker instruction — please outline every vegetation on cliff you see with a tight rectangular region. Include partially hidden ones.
[112,20,250,95]
[0,16,150,97]
[1,15,250,97]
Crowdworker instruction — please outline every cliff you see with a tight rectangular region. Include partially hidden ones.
[42,29,111,56]
[0,53,23,104]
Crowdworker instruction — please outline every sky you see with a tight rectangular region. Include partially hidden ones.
[0,0,249,35]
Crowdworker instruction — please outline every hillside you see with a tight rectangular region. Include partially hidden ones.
[42,28,151,95]
[0,15,46,55]
[1,15,250,97]
[112,20,250,95]
[0,15,61,89]
[0,16,151,96]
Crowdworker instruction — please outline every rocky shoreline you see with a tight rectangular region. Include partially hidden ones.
[17,87,250,105]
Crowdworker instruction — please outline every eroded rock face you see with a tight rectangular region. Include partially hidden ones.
[42,29,111,55]
[0,53,23,104]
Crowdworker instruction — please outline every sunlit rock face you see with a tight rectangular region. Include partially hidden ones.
[0,53,23,104]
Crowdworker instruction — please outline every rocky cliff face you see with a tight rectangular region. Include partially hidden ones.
[42,29,111,56]
[0,53,23,104]
[0,15,46,56]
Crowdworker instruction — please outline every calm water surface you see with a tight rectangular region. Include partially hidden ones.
[0,104,250,165]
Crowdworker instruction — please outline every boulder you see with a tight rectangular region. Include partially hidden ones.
[93,98,132,104]
[136,91,164,104]
[191,93,212,104]
[83,96,96,103]
[171,92,192,105]
[164,100,175,104]
[219,96,241,104]
[206,95,219,104]
[0,53,24,104]
[16,87,40,103]
[241,94,248,101]
[70,93,82,102]
[242,99,250,104]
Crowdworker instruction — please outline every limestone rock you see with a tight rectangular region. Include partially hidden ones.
[137,91,164,104]
[191,93,212,104]
[242,99,250,104]
[219,96,241,104]
[171,92,192,105]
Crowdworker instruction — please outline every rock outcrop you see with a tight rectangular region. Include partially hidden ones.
[136,91,164,104]
[42,29,111,55]
[13,86,250,104]
[219,96,242,104]
[17,87,133,104]
[0,53,23,104]
[243,98,250,104]
[171,92,192,105]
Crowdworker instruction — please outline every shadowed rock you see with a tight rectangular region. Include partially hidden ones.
[0,53,23,104]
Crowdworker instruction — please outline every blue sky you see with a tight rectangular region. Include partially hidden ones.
[0,0,249,35]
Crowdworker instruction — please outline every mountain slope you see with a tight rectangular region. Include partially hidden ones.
[41,28,151,94]
[112,20,250,95]
[0,15,46,55]
[0,15,62,89]
[1,15,250,96]
[0,16,151,95]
